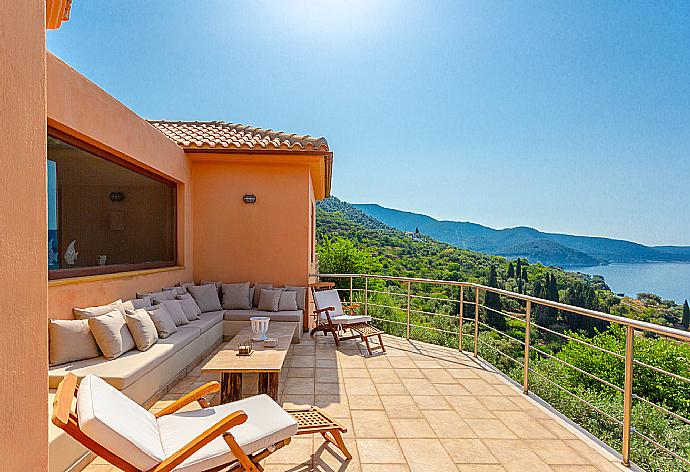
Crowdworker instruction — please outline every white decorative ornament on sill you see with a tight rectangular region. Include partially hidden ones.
[64,240,78,266]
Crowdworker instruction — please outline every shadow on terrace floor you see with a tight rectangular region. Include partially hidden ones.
[84,333,629,472]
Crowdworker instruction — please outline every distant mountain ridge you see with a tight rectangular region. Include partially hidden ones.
[353,203,690,267]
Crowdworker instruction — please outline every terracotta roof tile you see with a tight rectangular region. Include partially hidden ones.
[148,120,330,152]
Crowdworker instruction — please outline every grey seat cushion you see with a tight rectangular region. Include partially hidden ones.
[48,327,199,390]
[185,310,224,334]
[223,309,302,323]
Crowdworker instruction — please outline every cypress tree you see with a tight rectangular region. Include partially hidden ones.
[683,300,690,330]
[515,259,522,282]
[484,266,506,330]
[521,267,528,283]
[507,262,515,278]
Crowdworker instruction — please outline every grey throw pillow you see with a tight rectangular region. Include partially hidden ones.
[155,299,189,326]
[252,283,272,307]
[258,288,282,312]
[177,293,201,321]
[284,286,307,310]
[187,284,222,313]
[200,280,222,295]
[163,286,188,296]
[145,305,178,338]
[149,290,177,303]
[73,299,124,320]
[48,319,100,366]
[88,310,136,360]
[125,309,159,351]
[222,282,251,310]
[279,290,299,311]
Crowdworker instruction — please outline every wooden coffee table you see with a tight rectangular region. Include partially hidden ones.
[202,322,296,403]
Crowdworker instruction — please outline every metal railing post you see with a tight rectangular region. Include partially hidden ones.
[473,286,479,357]
[364,277,368,317]
[523,300,531,394]
[458,287,464,351]
[622,325,635,466]
[406,281,411,340]
[349,276,353,305]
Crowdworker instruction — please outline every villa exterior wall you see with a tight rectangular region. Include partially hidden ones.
[191,157,314,288]
[46,53,194,319]
[0,2,49,470]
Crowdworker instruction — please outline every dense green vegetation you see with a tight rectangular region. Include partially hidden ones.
[316,196,690,471]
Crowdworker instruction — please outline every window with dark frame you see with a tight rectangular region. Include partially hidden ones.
[47,132,177,279]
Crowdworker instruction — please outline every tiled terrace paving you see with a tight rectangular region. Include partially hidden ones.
[84,334,628,472]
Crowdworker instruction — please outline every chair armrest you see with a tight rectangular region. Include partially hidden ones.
[314,306,336,314]
[155,381,220,418]
[342,303,360,313]
[151,409,248,472]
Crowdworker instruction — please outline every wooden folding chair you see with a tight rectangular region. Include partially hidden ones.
[309,282,372,347]
[52,373,294,472]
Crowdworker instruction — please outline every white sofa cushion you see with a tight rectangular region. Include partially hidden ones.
[73,299,125,320]
[49,327,199,389]
[77,375,165,470]
[284,286,307,311]
[125,309,159,351]
[157,394,298,472]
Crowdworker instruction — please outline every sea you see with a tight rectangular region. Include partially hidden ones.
[569,262,690,304]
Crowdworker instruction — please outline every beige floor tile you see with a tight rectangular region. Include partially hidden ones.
[421,410,477,439]
[376,383,409,395]
[349,395,384,410]
[315,382,345,395]
[313,438,361,471]
[441,438,499,464]
[344,377,378,395]
[423,368,458,384]
[464,418,518,439]
[394,368,426,379]
[413,359,443,370]
[391,418,436,438]
[380,395,423,419]
[265,436,313,464]
[284,378,315,395]
[316,358,338,368]
[386,357,417,368]
[499,411,556,439]
[400,378,441,395]
[315,368,341,383]
[361,464,410,472]
[482,439,553,472]
[455,465,507,472]
[290,356,317,368]
[357,439,406,464]
[365,356,393,369]
[351,410,396,438]
[526,439,590,465]
[445,396,496,419]
[459,379,502,396]
[368,369,401,383]
[477,396,522,411]
[412,394,452,410]
[398,438,458,472]
[447,368,481,379]
[289,367,316,378]
[315,394,351,419]
[281,394,315,409]
[342,368,371,378]
[435,383,472,396]
[537,419,578,440]
[548,466,599,472]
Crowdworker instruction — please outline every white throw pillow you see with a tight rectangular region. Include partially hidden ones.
[143,305,177,338]
[278,290,298,311]
[88,310,136,360]
[73,299,125,320]
[176,293,201,321]
[284,286,307,311]
[155,299,188,326]
[48,319,100,366]
[125,310,159,351]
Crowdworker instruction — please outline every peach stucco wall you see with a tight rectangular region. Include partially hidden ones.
[191,157,313,287]
[0,2,48,470]
[46,53,193,319]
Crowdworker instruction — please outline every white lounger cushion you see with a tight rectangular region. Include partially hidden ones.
[157,394,298,472]
[77,374,166,470]
[313,289,371,324]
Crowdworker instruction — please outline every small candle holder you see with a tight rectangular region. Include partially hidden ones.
[237,340,253,356]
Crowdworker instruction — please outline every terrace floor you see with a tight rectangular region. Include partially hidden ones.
[84,333,629,472]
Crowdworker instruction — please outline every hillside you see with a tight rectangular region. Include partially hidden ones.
[354,203,690,267]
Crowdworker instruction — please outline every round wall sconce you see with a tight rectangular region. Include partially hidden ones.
[242,194,257,204]
[109,191,125,202]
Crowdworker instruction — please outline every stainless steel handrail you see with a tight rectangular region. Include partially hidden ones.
[314,272,690,468]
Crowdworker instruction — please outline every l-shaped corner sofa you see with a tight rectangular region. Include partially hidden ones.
[48,282,308,472]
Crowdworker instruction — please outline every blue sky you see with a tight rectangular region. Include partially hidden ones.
[47,1,690,246]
